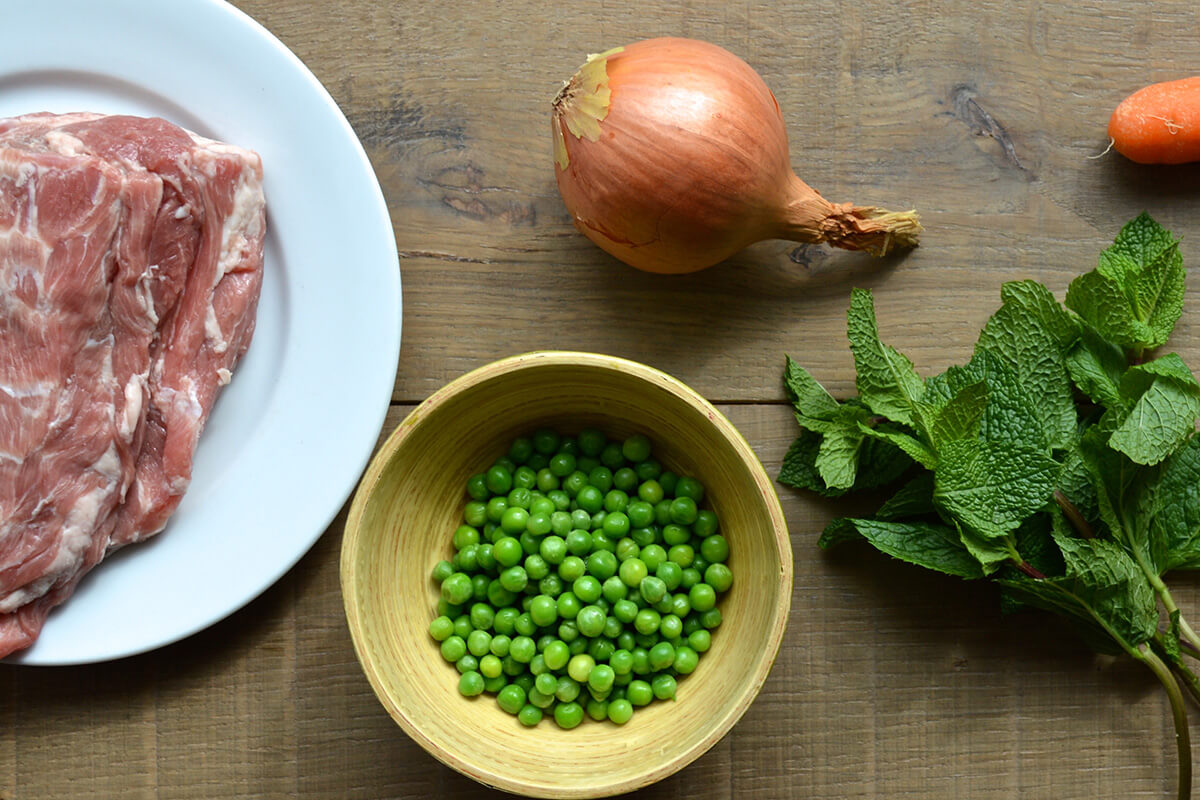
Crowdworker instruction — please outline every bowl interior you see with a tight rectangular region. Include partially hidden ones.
[342,353,791,798]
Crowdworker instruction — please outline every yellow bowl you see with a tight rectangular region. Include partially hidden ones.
[341,351,792,798]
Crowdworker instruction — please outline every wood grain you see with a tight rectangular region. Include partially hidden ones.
[5,0,1200,797]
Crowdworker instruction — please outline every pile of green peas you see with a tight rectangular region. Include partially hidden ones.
[427,427,732,728]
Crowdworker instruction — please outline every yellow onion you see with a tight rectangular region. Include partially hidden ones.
[552,37,921,274]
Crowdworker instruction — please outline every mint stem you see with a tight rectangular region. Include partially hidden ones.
[1148,573,1200,657]
[1053,490,1094,539]
[1138,644,1192,800]
[1015,561,1047,580]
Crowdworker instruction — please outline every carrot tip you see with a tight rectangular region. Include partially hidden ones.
[1087,138,1116,160]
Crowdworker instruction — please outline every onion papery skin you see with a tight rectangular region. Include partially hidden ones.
[552,37,920,274]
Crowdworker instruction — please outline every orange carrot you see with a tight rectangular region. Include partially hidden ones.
[1108,76,1200,164]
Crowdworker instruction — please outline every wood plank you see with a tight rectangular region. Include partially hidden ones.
[236,0,1200,405]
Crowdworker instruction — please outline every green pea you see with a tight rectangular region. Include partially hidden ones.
[539,574,564,597]
[518,704,543,726]
[499,566,528,593]
[659,614,684,640]
[466,473,489,500]
[639,576,667,605]
[497,684,526,714]
[440,573,473,606]
[485,497,508,523]
[568,653,596,683]
[578,428,606,457]
[648,641,675,671]
[535,672,559,696]
[608,698,634,724]
[689,582,717,612]
[486,465,513,495]
[603,490,629,514]
[510,636,536,664]
[674,645,700,674]
[700,534,730,564]
[612,468,638,494]
[652,673,677,700]
[589,636,616,662]
[493,608,519,635]
[440,635,467,663]
[528,688,555,709]
[671,593,692,618]
[467,629,492,656]
[529,594,558,627]
[532,428,560,455]
[619,558,648,587]
[571,508,593,530]
[431,559,455,583]
[562,470,588,497]
[536,469,560,493]
[487,580,517,608]
[576,605,607,638]
[688,629,712,653]
[539,535,567,565]
[544,639,569,670]
[673,476,704,502]
[680,567,703,590]
[458,671,485,697]
[613,598,638,624]
[631,648,650,675]
[558,620,580,643]
[428,616,454,641]
[634,609,661,635]
[508,437,533,464]
[693,509,719,538]
[629,526,657,547]
[549,451,577,477]
[559,556,586,583]
[627,679,653,706]
[616,538,640,562]
[586,698,609,722]
[463,501,488,527]
[576,485,604,514]
[553,701,584,729]
[705,563,733,593]
[610,649,634,675]
[566,529,592,557]
[555,676,581,703]
[513,466,537,490]
[456,654,478,674]
[669,496,699,525]
[479,653,503,678]
[637,479,664,505]
[493,537,523,568]
[700,608,722,629]
[476,544,497,572]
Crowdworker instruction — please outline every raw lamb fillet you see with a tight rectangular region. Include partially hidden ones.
[0,113,265,658]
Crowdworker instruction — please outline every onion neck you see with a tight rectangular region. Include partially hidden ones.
[776,174,922,257]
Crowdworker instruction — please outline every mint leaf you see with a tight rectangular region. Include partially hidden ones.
[956,522,1014,575]
[859,424,937,469]
[977,280,1080,450]
[779,427,912,497]
[1145,434,1200,573]
[997,529,1159,655]
[819,518,985,579]
[784,355,840,430]
[847,288,925,429]
[933,439,1060,539]
[877,473,936,520]
[815,405,873,490]
[1065,213,1184,351]
[1052,531,1159,648]
[928,381,987,449]
[926,350,1048,453]
[1108,353,1200,465]
[1066,325,1126,408]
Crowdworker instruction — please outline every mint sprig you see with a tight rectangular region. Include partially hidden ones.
[779,213,1196,799]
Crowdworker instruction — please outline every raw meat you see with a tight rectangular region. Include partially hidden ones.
[0,113,265,658]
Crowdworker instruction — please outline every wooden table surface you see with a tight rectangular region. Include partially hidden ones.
[6,1,1200,798]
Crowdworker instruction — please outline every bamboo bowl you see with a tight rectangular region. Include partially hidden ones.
[341,351,792,798]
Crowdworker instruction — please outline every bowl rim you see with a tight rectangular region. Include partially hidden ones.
[340,350,794,798]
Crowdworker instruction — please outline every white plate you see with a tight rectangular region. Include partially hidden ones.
[0,0,402,664]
